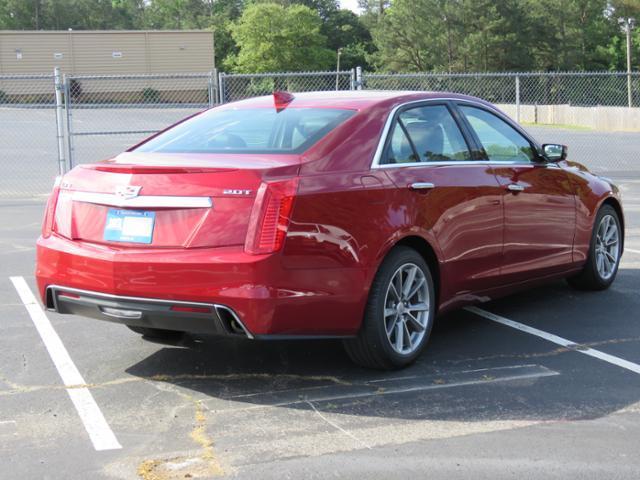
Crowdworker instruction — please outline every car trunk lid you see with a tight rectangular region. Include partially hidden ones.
[53,152,300,249]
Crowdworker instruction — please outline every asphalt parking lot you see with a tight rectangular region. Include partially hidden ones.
[0,177,639,479]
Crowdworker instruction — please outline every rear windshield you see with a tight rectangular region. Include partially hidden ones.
[133,107,355,154]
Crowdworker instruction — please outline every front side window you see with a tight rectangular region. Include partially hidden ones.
[134,107,355,155]
[383,105,471,164]
[459,105,535,163]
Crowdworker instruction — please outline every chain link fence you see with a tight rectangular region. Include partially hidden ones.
[65,73,217,167]
[1,69,639,199]
[364,71,640,107]
[0,74,60,198]
[219,70,356,102]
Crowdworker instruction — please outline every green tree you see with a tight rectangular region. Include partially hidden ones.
[226,3,334,72]
[370,0,460,71]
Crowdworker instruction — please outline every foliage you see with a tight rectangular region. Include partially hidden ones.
[370,0,639,72]
[0,0,638,73]
[226,3,334,72]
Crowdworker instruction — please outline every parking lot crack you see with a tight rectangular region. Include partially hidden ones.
[306,400,372,450]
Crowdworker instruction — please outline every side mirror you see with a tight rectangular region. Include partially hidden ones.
[542,144,568,162]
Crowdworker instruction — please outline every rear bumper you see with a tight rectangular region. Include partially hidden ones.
[46,285,252,337]
[36,234,368,336]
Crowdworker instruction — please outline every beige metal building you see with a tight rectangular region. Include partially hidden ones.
[0,30,215,102]
[0,30,215,75]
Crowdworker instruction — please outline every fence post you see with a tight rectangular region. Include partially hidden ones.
[218,71,226,104]
[63,74,75,168]
[208,68,217,107]
[53,67,67,175]
[515,75,521,123]
[350,68,356,90]
[356,66,363,90]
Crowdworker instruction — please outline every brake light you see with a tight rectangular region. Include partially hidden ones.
[273,91,294,112]
[245,178,299,255]
[41,176,62,238]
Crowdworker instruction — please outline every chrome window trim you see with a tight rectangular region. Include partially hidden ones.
[47,284,253,339]
[370,97,544,170]
[374,160,546,169]
[71,191,212,209]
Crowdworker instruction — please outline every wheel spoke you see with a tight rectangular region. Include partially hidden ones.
[406,276,426,301]
[393,272,403,299]
[403,322,412,350]
[596,253,605,275]
[402,266,418,298]
[408,302,429,312]
[389,281,401,300]
[395,320,404,352]
[602,253,612,274]
[406,312,425,332]
[604,226,616,243]
[386,314,399,335]
[384,307,397,318]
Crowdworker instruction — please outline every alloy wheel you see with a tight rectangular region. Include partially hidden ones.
[383,263,430,355]
[595,214,620,280]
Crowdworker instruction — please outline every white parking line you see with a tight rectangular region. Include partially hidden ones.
[626,248,640,254]
[10,276,122,451]
[466,306,640,375]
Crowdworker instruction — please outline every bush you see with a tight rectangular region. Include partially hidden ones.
[142,88,161,103]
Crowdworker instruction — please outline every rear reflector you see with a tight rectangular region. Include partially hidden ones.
[244,178,299,255]
[170,305,212,314]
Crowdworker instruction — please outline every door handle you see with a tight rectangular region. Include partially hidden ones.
[507,184,525,192]
[409,182,435,190]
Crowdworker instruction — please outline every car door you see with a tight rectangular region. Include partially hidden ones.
[377,102,505,302]
[456,103,576,282]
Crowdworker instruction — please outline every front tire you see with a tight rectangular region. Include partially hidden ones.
[343,246,435,370]
[567,204,622,291]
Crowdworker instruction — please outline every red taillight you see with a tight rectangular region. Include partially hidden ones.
[245,177,299,255]
[41,177,61,238]
[170,305,211,314]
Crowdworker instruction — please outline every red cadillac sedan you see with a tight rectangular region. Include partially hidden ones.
[36,91,624,369]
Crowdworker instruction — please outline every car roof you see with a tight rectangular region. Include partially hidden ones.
[220,90,492,110]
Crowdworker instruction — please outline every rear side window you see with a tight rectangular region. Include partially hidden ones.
[383,105,471,164]
[459,105,535,163]
[134,107,355,155]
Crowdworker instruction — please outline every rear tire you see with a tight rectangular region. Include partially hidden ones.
[126,325,183,339]
[567,204,622,291]
[343,246,435,370]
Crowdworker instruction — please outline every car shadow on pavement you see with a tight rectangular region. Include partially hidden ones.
[124,274,640,423]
